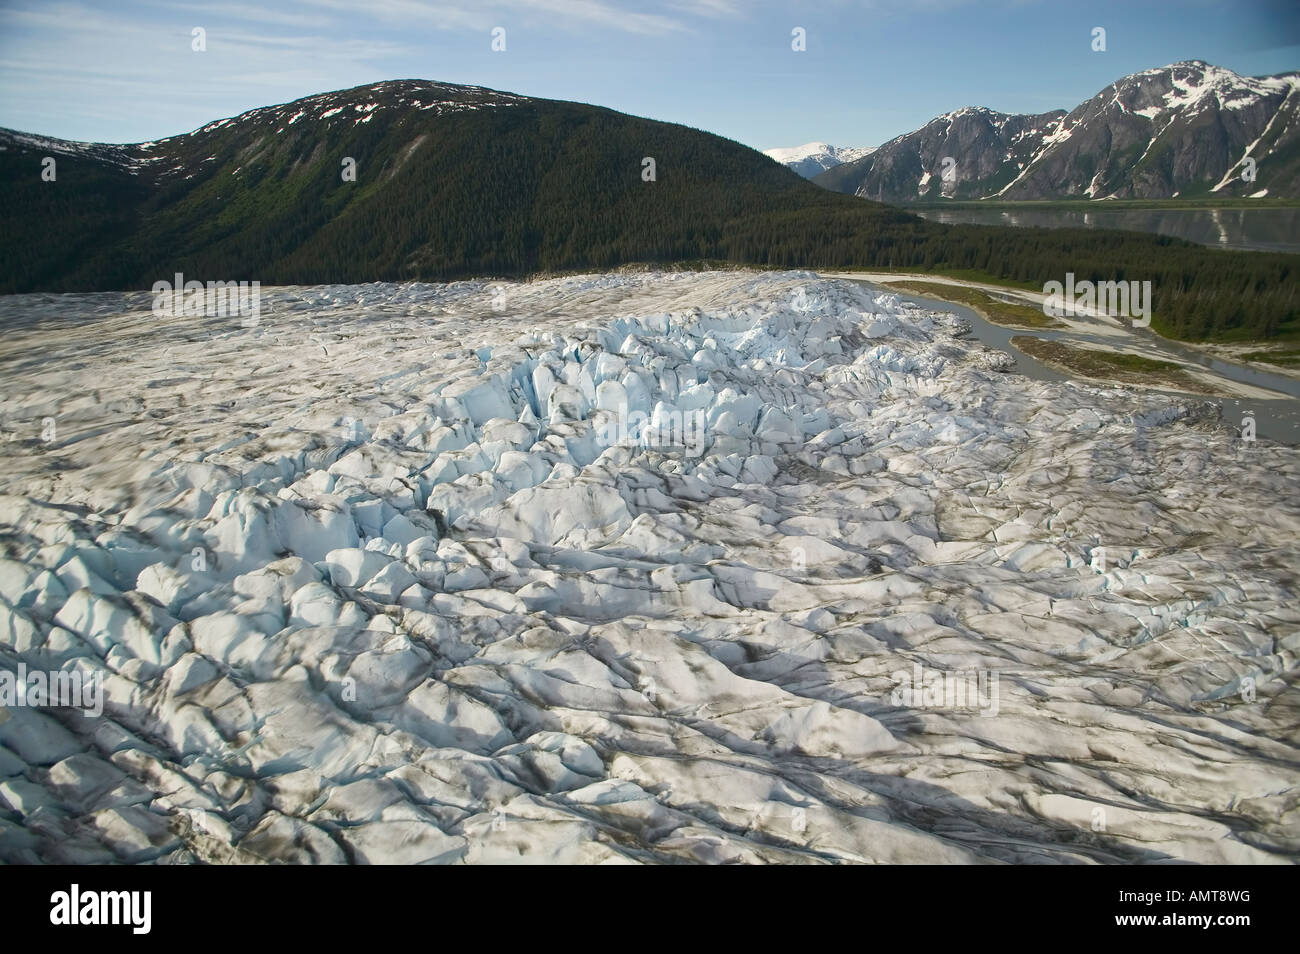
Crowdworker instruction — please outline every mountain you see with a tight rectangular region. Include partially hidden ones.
[814,108,1064,200]
[815,61,1300,201]
[0,79,915,294]
[1,78,1297,341]
[762,141,875,178]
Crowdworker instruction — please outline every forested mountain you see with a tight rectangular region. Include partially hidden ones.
[1,78,1296,341]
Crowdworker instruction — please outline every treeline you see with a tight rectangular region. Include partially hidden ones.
[1,95,1295,341]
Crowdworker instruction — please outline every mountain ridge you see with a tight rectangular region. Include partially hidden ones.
[814,61,1300,201]
[1,77,879,292]
[1,76,1297,342]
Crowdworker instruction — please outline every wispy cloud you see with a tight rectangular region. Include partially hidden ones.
[0,0,1281,156]
[0,0,751,140]
[0,1,417,139]
[672,0,744,18]
[287,0,702,34]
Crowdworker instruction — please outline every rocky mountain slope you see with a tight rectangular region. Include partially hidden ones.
[816,61,1300,201]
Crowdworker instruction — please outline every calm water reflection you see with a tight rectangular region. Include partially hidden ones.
[915,206,1300,254]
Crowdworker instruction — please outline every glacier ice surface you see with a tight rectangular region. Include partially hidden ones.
[0,270,1297,864]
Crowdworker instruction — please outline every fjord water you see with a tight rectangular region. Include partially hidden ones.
[914,206,1300,254]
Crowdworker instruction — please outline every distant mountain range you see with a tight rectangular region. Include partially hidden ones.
[813,61,1300,202]
[761,142,875,178]
[1,76,1296,341]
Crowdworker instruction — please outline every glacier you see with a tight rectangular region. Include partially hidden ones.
[0,270,1296,864]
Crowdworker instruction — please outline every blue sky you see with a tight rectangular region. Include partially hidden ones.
[1,0,1297,150]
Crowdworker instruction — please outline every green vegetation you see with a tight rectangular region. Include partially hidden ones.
[881,280,1061,328]
[909,197,1300,211]
[1238,347,1300,367]
[1010,336,1212,392]
[2,85,1297,343]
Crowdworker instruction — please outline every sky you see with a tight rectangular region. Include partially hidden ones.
[1,0,1298,151]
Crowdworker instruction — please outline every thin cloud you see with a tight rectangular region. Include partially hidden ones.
[671,0,743,17]
[290,0,690,34]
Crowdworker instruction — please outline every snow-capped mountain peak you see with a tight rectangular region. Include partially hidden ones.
[814,60,1300,201]
[764,141,875,178]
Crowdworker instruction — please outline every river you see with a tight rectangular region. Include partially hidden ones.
[853,280,1300,446]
